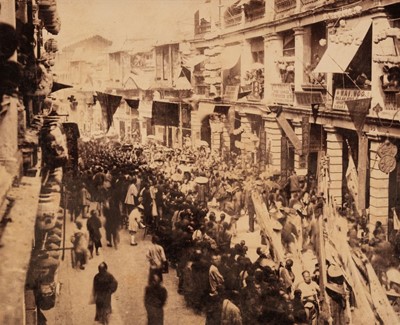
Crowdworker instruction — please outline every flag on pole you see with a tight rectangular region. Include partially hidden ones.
[346,151,359,212]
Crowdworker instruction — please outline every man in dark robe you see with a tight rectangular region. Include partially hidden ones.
[144,274,168,325]
[92,262,118,324]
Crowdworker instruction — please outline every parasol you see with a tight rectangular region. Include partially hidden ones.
[171,173,183,182]
[194,176,209,184]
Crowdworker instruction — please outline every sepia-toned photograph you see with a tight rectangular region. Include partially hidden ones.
[1,0,400,324]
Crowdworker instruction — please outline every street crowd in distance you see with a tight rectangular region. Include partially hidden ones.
[64,138,400,325]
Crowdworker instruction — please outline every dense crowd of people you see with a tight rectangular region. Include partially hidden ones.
[65,139,400,324]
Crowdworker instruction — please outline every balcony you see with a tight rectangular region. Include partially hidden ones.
[225,13,242,28]
[244,2,265,22]
[275,0,296,13]
[300,0,329,11]
[195,21,211,36]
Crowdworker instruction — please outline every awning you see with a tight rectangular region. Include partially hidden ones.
[123,73,151,90]
[221,44,241,70]
[182,55,207,69]
[197,102,217,122]
[174,70,193,90]
[313,19,371,74]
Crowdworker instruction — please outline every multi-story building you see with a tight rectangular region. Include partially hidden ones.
[0,1,75,323]
[150,41,193,147]
[107,39,155,143]
[189,0,400,231]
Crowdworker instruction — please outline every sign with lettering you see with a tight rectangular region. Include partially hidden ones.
[295,91,325,107]
[271,83,294,105]
[301,116,310,168]
[223,85,240,102]
[333,88,372,110]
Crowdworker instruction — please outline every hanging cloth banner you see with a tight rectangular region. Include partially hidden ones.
[151,101,179,127]
[125,98,139,109]
[345,97,372,134]
[345,151,359,213]
[51,82,73,93]
[96,92,122,131]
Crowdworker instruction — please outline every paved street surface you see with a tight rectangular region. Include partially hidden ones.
[43,210,205,325]
[43,203,315,325]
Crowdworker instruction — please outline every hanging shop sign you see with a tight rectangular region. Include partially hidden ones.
[377,140,398,174]
[294,91,324,107]
[271,83,294,105]
[223,85,240,102]
[379,155,397,174]
[301,116,310,168]
[377,140,398,158]
[333,88,371,110]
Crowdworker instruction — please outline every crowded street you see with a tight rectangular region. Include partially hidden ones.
[43,204,205,325]
[2,0,400,325]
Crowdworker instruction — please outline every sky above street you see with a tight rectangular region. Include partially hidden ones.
[55,0,205,47]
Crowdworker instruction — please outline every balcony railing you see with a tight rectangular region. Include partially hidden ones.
[245,6,265,22]
[195,21,211,35]
[275,0,296,13]
[225,13,242,27]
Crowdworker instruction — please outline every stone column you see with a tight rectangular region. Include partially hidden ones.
[369,132,389,229]
[263,33,283,103]
[325,22,336,110]
[371,7,394,111]
[292,118,307,176]
[264,115,282,173]
[209,119,222,154]
[293,27,305,92]
[239,112,252,164]
[324,125,343,206]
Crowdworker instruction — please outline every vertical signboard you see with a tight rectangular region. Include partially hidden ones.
[301,116,310,168]
[281,136,289,183]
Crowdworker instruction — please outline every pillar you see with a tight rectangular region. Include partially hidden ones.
[324,125,343,206]
[371,7,394,111]
[293,27,305,92]
[239,112,252,164]
[264,115,282,173]
[326,22,336,110]
[209,119,222,153]
[369,132,389,229]
[292,119,307,176]
[358,133,368,211]
[264,33,283,104]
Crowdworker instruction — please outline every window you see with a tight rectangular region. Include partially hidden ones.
[156,48,163,80]
[283,31,295,57]
[162,47,169,80]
